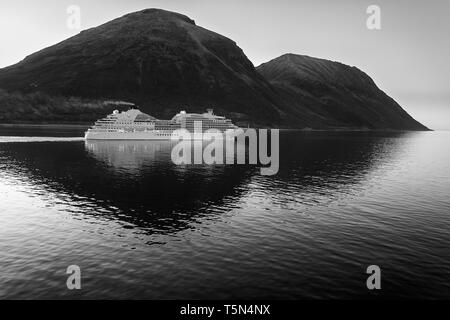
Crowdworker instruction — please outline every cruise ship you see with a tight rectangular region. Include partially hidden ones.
[84,108,239,140]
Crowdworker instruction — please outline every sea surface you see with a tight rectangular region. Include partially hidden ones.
[0,125,449,299]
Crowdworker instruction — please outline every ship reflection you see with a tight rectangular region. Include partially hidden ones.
[85,140,176,173]
[84,138,249,173]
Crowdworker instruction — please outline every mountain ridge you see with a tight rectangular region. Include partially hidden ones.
[0,9,428,130]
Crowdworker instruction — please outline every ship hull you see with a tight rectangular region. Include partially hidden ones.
[84,130,229,140]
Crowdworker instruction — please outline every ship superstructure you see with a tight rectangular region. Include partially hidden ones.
[85,108,238,140]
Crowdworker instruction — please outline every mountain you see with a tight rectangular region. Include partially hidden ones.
[0,9,283,126]
[0,9,428,130]
[256,54,428,130]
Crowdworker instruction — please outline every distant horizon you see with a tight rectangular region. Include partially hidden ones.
[1,0,449,129]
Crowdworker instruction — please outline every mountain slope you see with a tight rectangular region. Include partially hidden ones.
[0,9,428,130]
[257,54,428,130]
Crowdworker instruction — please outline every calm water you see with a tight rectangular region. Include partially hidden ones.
[0,126,449,299]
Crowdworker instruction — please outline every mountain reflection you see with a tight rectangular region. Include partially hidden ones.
[0,139,256,234]
[0,132,414,235]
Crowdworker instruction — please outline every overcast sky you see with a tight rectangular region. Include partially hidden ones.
[1,0,449,129]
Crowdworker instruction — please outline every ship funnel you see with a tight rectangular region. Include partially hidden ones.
[207,108,214,115]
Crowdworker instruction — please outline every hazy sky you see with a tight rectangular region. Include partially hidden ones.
[1,0,449,129]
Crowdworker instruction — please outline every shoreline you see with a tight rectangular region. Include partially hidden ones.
[0,123,432,132]
[0,123,91,128]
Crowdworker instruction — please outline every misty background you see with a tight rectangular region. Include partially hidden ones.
[0,0,448,129]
